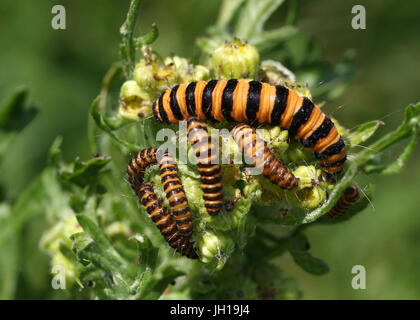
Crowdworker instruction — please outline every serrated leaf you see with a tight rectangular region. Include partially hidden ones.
[60,156,111,187]
[348,120,383,146]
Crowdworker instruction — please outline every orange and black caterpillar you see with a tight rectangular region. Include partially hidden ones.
[232,124,298,190]
[153,79,346,175]
[187,118,224,216]
[137,183,197,259]
[127,148,193,237]
[328,185,360,218]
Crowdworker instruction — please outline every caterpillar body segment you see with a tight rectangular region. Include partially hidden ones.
[186,118,224,216]
[328,185,360,218]
[127,148,193,237]
[159,152,193,237]
[153,79,346,175]
[137,183,197,259]
[127,147,157,188]
[232,124,298,190]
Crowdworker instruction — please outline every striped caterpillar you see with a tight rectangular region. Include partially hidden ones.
[137,183,197,259]
[186,118,224,216]
[328,185,360,218]
[232,123,298,190]
[127,148,196,258]
[153,79,346,175]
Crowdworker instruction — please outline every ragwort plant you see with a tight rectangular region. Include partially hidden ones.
[1,0,418,299]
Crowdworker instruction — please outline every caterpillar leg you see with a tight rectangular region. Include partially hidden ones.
[127,148,194,240]
[136,183,197,259]
[232,124,298,190]
[328,185,360,218]
[187,118,224,216]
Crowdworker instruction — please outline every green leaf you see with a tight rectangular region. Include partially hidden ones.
[0,87,37,130]
[289,232,329,275]
[133,235,158,273]
[71,215,142,296]
[119,0,142,77]
[289,250,330,276]
[60,156,111,187]
[216,0,247,32]
[363,125,418,175]
[47,136,64,167]
[0,174,46,246]
[354,103,420,168]
[0,87,38,163]
[251,26,298,53]
[235,0,285,39]
[143,266,185,300]
[0,204,19,299]
[90,97,141,152]
[134,23,159,47]
[348,120,383,146]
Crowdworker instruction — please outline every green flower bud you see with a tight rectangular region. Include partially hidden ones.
[287,186,327,210]
[133,57,161,94]
[118,80,152,120]
[292,165,321,190]
[285,165,327,209]
[212,38,260,80]
[197,230,235,270]
[163,56,210,84]
[259,126,289,157]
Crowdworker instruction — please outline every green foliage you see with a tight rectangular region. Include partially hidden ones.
[0,0,418,300]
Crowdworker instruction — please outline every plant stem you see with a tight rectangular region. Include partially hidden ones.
[120,0,142,77]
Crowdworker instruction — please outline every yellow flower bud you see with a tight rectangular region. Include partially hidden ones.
[118,80,152,120]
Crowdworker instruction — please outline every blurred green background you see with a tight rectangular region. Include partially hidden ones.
[0,0,419,299]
